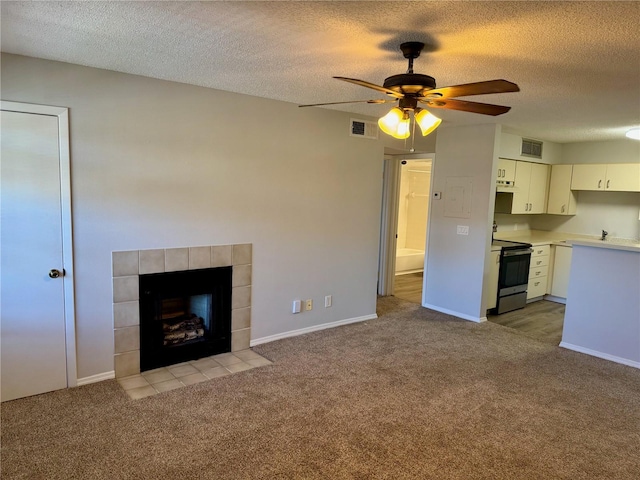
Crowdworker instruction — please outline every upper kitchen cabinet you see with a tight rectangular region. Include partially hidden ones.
[511,161,550,214]
[497,158,516,183]
[547,164,577,215]
[571,163,640,192]
[496,158,516,189]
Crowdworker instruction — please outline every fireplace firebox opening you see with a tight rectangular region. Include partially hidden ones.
[139,267,232,371]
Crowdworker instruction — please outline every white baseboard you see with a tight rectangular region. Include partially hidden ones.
[250,314,378,347]
[76,371,115,386]
[544,295,567,304]
[422,303,486,323]
[559,342,640,369]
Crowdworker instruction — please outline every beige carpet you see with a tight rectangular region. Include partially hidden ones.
[2,296,639,479]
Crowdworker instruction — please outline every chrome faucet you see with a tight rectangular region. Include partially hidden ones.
[601,230,608,241]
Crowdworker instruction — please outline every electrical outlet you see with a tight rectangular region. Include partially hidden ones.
[305,299,313,311]
[457,225,469,235]
[324,295,332,308]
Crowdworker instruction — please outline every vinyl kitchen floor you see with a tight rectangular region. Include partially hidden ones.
[394,272,565,345]
[488,300,565,345]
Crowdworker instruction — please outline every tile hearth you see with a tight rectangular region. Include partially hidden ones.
[117,349,271,400]
[112,243,252,378]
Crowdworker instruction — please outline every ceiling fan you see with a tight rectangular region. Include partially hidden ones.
[299,42,519,139]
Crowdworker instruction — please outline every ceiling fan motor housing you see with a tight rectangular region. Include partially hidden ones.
[383,74,437,95]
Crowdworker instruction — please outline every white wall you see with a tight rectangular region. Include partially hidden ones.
[560,139,640,165]
[529,191,640,239]
[424,124,499,321]
[1,54,395,379]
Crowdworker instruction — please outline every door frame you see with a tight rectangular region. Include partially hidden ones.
[378,153,436,299]
[1,100,77,387]
[377,156,400,296]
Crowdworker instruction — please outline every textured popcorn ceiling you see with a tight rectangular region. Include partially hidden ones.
[1,1,639,143]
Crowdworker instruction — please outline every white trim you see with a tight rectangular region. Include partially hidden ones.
[377,157,400,295]
[543,295,567,305]
[422,303,486,323]
[76,371,115,386]
[250,314,378,347]
[1,100,77,387]
[559,342,640,369]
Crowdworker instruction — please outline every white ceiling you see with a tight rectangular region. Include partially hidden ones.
[2,1,639,143]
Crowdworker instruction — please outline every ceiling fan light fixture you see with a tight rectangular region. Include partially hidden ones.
[414,108,442,136]
[378,107,410,139]
[625,127,640,140]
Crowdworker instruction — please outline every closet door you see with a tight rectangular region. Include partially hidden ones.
[1,109,69,401]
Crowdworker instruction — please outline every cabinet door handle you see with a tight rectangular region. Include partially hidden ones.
[536,260,542,265]
[534,282,540,286]
[606,180,610,189]
[598,179,602,189]
[561,204,565,213]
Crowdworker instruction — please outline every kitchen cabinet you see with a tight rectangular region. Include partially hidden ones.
[496,158,516,187]
[485,250,500,311]
[550,245,572,298]
[570,163,640,192]
[527,245,550,300]
[512,161,550,214]
[547,164,577,215]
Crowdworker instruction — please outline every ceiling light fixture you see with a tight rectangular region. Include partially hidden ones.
[625,127,640,140]
[378,96,442,140]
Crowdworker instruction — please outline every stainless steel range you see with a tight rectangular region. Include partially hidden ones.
[491,240,533,314]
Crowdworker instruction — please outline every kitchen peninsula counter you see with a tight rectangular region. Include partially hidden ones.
[561,242,640,368]
[494,229,640,368]
[494,229,601,246]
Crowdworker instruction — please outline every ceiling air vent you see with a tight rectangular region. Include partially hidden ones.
[521,138,543,159]
[350,119,378,140]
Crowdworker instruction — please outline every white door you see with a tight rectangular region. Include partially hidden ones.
[1,106,73,401]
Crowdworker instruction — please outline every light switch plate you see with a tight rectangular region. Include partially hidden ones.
[457,225,469,235]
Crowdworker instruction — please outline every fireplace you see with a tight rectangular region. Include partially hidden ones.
[112,244,252,378]
[139,267,232,371]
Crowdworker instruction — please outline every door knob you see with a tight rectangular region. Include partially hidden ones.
[49,269,63,278]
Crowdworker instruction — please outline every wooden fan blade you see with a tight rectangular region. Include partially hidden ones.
[420,98,511,116]
[334,77,405,99]
[299,99,396,108]
[422,80,519,99]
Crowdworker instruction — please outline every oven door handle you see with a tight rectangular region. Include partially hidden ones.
[502,248,533,257]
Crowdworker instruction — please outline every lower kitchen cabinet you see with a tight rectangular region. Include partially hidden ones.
[527,245,550,300]
[550,244,573,298]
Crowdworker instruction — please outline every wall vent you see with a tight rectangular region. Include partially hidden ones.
[521,138,543,159]
[350,119,378,139]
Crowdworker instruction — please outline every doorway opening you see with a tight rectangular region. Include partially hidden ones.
[394,160,432,303]
[378,155,434,304]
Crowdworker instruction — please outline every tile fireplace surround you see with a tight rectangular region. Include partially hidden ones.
[112,244,252,378]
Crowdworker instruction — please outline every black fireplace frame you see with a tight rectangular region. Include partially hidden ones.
[139,267,232,371]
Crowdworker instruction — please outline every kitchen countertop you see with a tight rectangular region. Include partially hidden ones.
[494,229,640,252]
